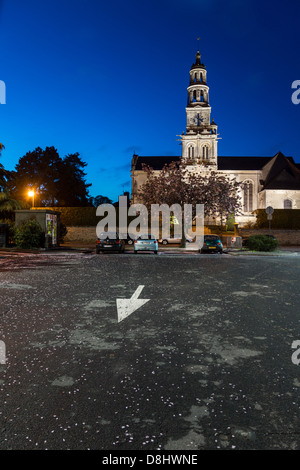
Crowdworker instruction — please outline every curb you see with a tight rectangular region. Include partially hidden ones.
[1,246,299,257]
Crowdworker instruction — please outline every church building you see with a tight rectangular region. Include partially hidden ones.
[130,50,300,226]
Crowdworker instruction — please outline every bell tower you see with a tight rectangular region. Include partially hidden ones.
[179,50,219,170]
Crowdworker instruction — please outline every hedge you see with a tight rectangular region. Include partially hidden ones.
[35,207,98,226]
[34,207,138,227]
[246,235,278,252]
[254,209,300,229]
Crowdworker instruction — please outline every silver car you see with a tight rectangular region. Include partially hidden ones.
[159,234,195,245]
[134,233,158,254]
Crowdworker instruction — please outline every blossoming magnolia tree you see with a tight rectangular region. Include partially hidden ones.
[137,159,242,246]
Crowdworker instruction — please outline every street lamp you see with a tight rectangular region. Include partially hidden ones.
[28,189,35,207]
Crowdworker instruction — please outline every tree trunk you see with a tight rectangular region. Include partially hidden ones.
[220,212,223,241]
[180,211,186,248]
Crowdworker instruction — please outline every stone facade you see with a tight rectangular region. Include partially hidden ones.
[130,50,300,226]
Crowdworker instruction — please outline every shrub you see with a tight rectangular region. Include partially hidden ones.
[246,235,278,252]
[14,218,45,249]
[59,222,68,243]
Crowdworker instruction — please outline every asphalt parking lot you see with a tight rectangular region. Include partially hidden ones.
[0,249,300,451]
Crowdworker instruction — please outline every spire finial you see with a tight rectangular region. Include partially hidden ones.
[197,36,201,51]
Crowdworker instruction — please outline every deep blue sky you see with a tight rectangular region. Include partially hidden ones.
[1,0,300,202]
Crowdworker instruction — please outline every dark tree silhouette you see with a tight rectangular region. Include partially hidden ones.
[8,147,92,206]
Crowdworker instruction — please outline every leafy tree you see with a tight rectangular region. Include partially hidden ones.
[8,147,92,206]
[0,143,6,188]
[90,195,113,207]
[201,171,242,237]
[0,143,22,213]
[8,146,61,206]
[55,153,91,206]
[137,160,242,245]
[0,191,21,211]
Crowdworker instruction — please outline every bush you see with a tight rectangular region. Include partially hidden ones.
[14,218,45,249]
[59,222,68,243]
[246,235,278,252]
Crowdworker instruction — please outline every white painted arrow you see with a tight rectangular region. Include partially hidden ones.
[0,340,6,365]
[117,285,150,322]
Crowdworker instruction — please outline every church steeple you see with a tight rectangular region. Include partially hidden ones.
[187,50,209,115]
[194,50,202,66]
[178,49,219,170]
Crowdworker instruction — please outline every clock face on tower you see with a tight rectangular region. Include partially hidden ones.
[193,113,204,126]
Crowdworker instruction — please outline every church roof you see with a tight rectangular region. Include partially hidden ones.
[132,156,181,171]
[218,156,275,170]
[131,153,300,190]
[260,151,300,190]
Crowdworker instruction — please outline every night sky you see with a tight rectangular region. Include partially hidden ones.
[1,0,300,202]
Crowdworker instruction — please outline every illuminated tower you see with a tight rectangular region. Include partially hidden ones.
[179,50,219,170]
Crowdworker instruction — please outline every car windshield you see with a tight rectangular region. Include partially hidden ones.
[205,235,220,241]
[136,234,156,240]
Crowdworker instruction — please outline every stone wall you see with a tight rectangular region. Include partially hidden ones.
[65,226,300,246]
[239,229,300,245]
[65,226,97,243]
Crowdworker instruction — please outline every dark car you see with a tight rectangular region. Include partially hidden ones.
[200,234,223,254]
[119,233,135,245]
[96,232,125,254]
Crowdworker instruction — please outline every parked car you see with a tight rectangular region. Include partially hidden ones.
[119,233,135,245]
[134,233,158,254]
[159,234,195,245]
[96,232,125,253]
[200,234,223,254]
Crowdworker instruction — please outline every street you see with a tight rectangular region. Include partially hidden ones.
[0,250,300,450]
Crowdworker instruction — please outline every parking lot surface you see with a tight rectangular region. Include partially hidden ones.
[0,250,300,450]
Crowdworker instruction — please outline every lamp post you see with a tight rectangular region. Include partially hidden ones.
[28,189,35,208]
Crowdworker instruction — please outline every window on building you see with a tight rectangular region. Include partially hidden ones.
[202,145,209,160]
[284,199,292,209]
[188,146,195,159]
[242,180,254,212]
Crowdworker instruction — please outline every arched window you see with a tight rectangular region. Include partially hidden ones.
[284,199,292,209]
[242,180,254,212]
[188,145,195,159]
[202,145,209,160]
